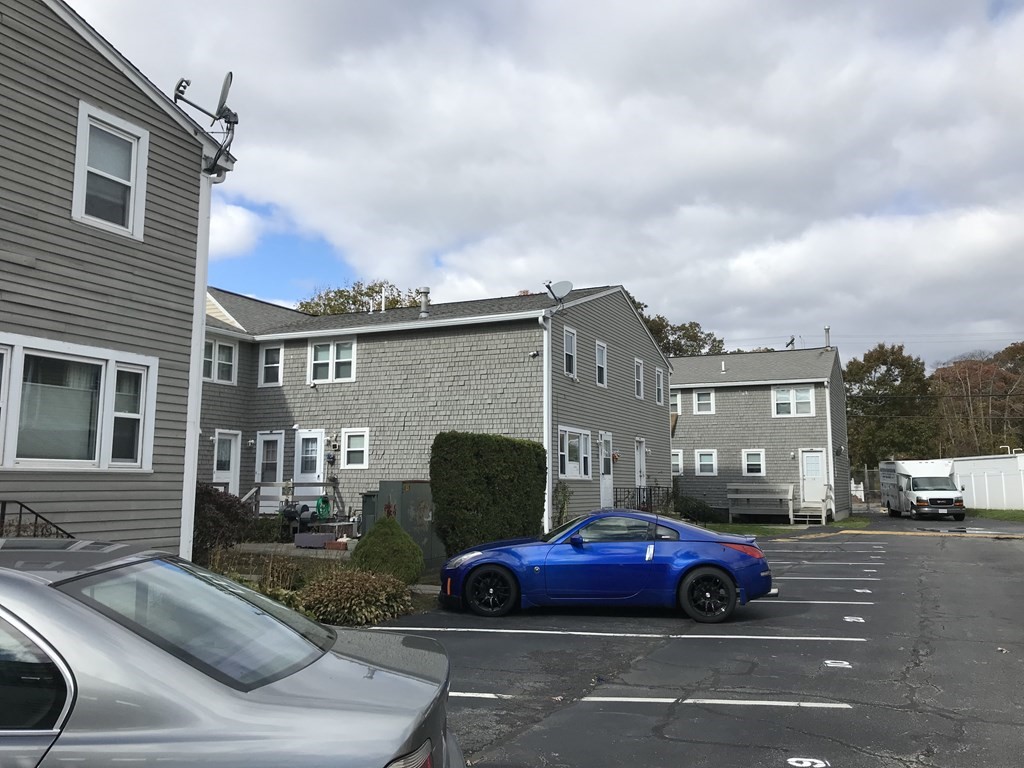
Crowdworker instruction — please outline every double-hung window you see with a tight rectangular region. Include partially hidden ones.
[0,334,157,470]
[655,368,664,405]
[259,345,282,387]
[341,429,369,469]
[595,341,607,387]
[670,390,680,414]
[743,449,766,476]
[310,339,355,383]
[558,426,591,479]
[634,359,644,399]
[203,340,236,384]
[564,327,577,378]
[693,389,714,414]
[72,102,149,239]
[671,449,683,476]
[694,449,717,476]
[774,386,813,417]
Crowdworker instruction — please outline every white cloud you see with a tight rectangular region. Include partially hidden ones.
[208,199,264,260]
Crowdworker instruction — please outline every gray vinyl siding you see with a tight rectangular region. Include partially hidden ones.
[549,291,672,514]
[237,322,545,517]
[196,337,259,488]
[0,0,206,548]
[673,384,829,510]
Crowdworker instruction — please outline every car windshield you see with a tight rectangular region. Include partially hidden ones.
[57,557,335,691]
[540,515,586,542]
[911,476,958,492]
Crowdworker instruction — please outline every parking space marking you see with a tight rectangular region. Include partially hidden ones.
[775,576,881,581]
[764,600,874,605]
[771,562,886,565]
[451,694,854,709]
[762,550,885,554]
[374,627,867,641]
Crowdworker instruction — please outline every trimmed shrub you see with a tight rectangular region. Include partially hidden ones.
[351,515,425,584]
[430,431,546,555]
[298,569,412,626]
[675,494,725,524]
[193,483,257,565]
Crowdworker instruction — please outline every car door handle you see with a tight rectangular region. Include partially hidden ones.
[645,544,654,561]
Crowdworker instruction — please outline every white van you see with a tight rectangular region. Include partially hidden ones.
[879,459,966,521]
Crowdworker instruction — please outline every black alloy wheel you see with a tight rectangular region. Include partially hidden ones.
[465,565,519,617]
[680,566,737,624]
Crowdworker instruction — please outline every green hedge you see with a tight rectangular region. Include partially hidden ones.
[298,569,412,626]
[430,431,546,555]
[192,483,257,565]
[351,515,425,584]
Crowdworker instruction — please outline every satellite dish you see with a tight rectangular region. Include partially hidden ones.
[547,280,573,302]
[215,71,233,123]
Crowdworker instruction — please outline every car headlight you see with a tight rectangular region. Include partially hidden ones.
[446,551,483,569]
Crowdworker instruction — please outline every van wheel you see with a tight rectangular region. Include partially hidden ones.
[954,514,965,522]
[910,509,919,520]
[887,505,899,518]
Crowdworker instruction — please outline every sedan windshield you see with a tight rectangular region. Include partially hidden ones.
[57,558,335,691]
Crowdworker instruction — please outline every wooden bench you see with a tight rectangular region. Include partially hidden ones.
[726,483,795,524]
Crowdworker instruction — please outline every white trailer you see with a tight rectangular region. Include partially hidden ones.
[879,459,966,521]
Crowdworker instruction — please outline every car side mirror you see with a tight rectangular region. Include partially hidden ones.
[960,485,965,492]
[569,534,584,548]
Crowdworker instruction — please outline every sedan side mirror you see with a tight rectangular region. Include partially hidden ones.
[961,485,965,492]
[569,533,584,548]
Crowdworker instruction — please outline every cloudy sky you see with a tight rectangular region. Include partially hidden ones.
[67,0,1024,367]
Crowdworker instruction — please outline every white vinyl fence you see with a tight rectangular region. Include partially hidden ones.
[953,454,1024,511]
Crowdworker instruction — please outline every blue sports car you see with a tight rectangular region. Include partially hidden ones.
[439,509,777,623]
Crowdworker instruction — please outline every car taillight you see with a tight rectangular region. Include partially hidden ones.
[385,740,432,768]
[723,543,763,559]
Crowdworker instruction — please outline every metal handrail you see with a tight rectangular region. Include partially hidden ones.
[0,500,74,538]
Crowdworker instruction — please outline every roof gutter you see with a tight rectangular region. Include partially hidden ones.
[252,309,546,342]
[671,377,830,389]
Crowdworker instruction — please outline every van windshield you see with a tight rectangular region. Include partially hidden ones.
[911,476,958,492]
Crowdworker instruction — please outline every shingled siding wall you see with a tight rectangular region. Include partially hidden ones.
[829,358,852,516]
[674,385,830,510]
[235,320,546,518]
[0,0,205,548]
[549,291,672,514]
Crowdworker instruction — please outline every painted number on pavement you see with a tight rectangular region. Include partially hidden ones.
[787,760,831,767]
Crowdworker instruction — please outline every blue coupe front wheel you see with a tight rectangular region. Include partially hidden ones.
[465,565,519,617]
[679,567,737,623]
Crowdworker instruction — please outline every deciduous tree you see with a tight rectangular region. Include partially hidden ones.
[298,280,419,315]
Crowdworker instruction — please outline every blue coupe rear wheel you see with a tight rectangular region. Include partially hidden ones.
[679,567,737,623]
[465,565,518,617]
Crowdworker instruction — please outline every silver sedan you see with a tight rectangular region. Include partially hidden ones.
[0,538,463,768]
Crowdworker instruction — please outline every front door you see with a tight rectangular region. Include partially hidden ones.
[255,431,284,514]
[212,430,240,495]
[599,431,613,508]
[293,429,324,499]
[634,438,646,487]
[801,449,826,507]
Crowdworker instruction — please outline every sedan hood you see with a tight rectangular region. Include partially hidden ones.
[460,536,544,554]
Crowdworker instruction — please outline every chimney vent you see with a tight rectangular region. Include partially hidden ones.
[824,325,831,349]
[418,287,430,318]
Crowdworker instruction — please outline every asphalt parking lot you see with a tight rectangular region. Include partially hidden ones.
[382,514,1024,767]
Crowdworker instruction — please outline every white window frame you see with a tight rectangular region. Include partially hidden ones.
[655,368,664,405]
[308,339,357,384]
[773,385,815,417]
[564,327,577,378]
[634,358,644,399]
[694,449,718,477]
[742,449,766,477]
[0,346,9,464]
[203,339,237,385]
[558,425,592,480]
[670,390,681,414]
[671,449,683,476]
[71,102,149,240]
[258,344,283,388]
[340,428,369,469]
[595,341,607,388]
[693,389,715,414]
[0,333,157,471]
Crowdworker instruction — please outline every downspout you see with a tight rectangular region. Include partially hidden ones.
[824,379,835,514]
[540,311,552,532]
[179,170,214,559]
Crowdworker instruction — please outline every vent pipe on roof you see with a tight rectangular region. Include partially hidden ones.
[721,360,726,373]
[418,287,430,318]
[824,325,831,349]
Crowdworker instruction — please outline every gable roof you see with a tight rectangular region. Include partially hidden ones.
[207,287,307,335]
[670,347,839,387]
[44,0,233,172]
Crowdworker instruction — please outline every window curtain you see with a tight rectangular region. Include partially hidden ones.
[18,356,101,460]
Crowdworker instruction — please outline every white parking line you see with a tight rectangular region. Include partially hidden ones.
[372,627,867,641]
[762,600,874,605]
[775,576,881,581]
[452,693,853,709]
[771,562,886,565]
[763,550,886,554]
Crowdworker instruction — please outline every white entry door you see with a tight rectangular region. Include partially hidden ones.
[255,431,284,514]
[294,429,325,500]
[599,431,613,508]
[634,438,647,487]
[212,430,241,496]
[801,449,827,506]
